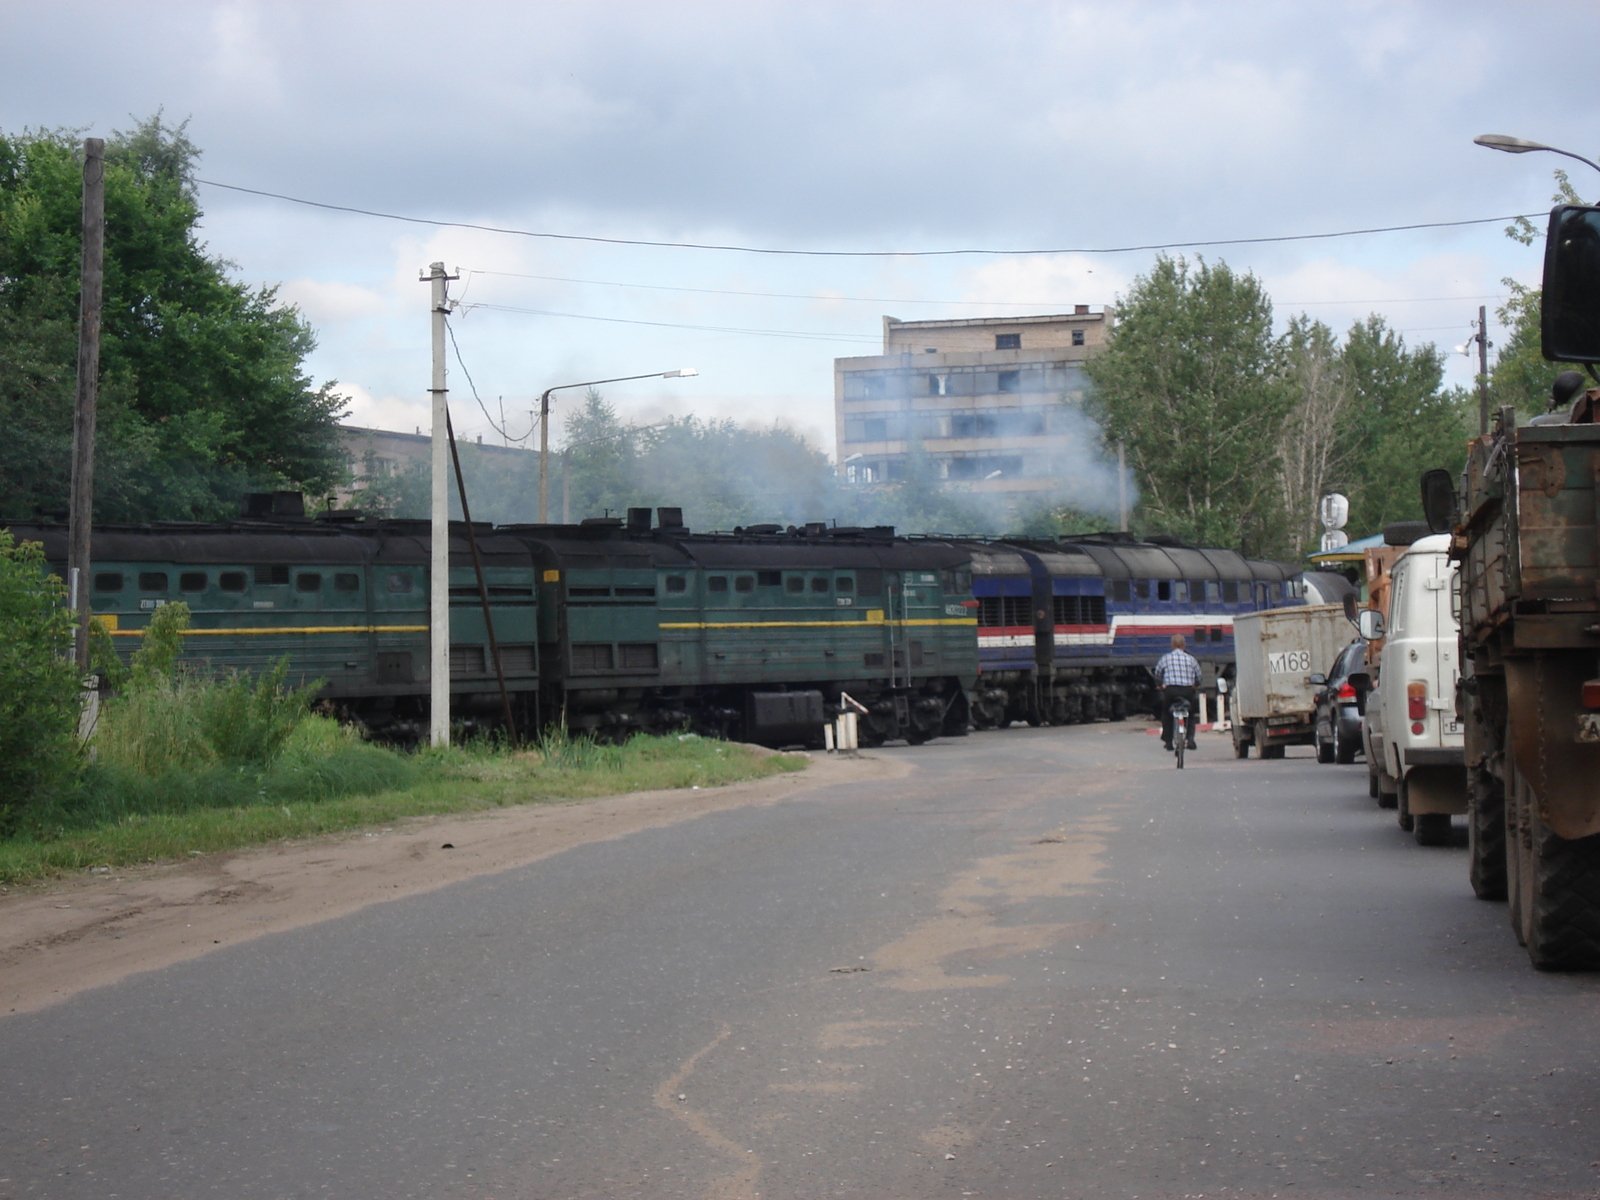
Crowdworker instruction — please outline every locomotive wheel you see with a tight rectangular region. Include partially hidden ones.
[1468,762,1508,901]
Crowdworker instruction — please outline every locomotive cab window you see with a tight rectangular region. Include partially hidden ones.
[334,573,360,593]
[94,572,124,592]
[219,572,248,593]
[664,574,687,594]
[734,576,754,593]
[296,573,322,593]
[708,575,729,593]
[179,572,206,593]
[139,572,168,593]
[387,572,413,593]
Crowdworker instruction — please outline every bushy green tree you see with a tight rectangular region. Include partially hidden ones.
[1086,255,1292,555]
[0,531,83,831]
[0,116,347,522]
[1334,316,1471,535]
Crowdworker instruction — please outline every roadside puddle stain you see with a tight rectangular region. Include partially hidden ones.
[871,808,1121,991]
[652,1023,762,1199]
[816,1019,903,1050]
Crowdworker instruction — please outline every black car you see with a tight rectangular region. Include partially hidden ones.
[1310,639,1367,764]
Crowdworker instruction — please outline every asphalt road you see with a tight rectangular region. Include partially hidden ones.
[5,724,1600,1200]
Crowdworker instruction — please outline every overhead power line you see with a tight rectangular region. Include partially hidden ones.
[459,301,879,343]
[197,178,1539,258]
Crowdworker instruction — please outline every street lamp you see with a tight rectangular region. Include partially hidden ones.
[1474,134,1600,179]
[536,368,697,521]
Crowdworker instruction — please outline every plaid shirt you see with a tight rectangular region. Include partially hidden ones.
[1155,649,1202,687]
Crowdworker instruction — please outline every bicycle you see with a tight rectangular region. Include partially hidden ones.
[1168,697,1191,769]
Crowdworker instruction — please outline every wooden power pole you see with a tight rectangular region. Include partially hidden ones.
[70,138,105,670]
[1476,305,1491,436]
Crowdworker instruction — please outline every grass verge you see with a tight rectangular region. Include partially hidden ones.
[0,733,804,886]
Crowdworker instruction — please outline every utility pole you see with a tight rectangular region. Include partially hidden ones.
[423,262,458,747]
[538,388,552,522]
[69,138,105,670]
[1475,305,1491,435]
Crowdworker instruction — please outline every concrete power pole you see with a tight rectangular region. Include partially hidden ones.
[69,138,105,670]
[1476,305,1491,436]
[423,262,458,747]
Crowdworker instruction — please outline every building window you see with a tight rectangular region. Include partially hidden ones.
[997,370,1020,393]
[995,333,1021,350]
[1072,329,1086,346]
[862,375,886,398]
[928,374,950,396]
[863,418,888,440]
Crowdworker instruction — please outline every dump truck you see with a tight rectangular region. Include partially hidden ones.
[1230,605,1353,758]
[1428,199,1600,970]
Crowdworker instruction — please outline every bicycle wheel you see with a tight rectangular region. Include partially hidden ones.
[1175,738,1185,769]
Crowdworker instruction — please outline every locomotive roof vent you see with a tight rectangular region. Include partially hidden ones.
[804,522,826,537]
[657,506,685,531]
[580,516,623,527]
[627,507,652,533]
[243,491,306,519]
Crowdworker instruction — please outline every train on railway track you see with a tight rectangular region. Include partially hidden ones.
[7,495,1346,747]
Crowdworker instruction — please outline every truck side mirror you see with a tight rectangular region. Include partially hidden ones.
[1543,204,1600,363]
[1357,609,1385,641]
[1420,468,1456,535]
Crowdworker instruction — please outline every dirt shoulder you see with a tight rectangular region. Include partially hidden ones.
[0,750,907,1018]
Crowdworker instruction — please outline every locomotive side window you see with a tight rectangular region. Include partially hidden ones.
[836,576,854,593]
[810,576,830,593]
[1221,581,1239,603]
[735,575,755,593]
[942,569,971,594]
[708,576,729,593]
[1134,580,1150,600]
[758,571,781,587]
[1111,579,1131,603]
[1173,581,1188,603]
[139,572,168,592]
[255,565,290,586]
[219,572,248,593]
[334,573,360,593]
[1203,580,1218,602]
[856,568,882,595]
[179,572,206,593]
[785,575,805,594]
[387,572,413,593]
[297,573,322,593]
[1157,581,1172,601]
[1211,626,1225,642]
[664,575,687,593]
[94,572,123,592]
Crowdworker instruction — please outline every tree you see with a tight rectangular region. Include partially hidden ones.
[1334,316,1470,536]
[1085,255,1291,555]
[1277,316,1350,558]
[0,116,347,522]
[0,531,83,832]
[1493,170,1585,421]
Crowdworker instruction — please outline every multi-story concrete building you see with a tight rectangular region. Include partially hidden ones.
[833,308,1110,510]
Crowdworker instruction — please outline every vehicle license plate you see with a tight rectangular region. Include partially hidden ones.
[1444,720,1462,735]
[1577,713,1600,744]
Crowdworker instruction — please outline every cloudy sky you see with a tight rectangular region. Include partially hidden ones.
[4,1,1598,454]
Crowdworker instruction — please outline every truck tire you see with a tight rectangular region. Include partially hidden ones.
[1414,813,1451,846]
[1335,728,1358,765]
[1519,776,1600,971]
[1232,721,1251,759]
[1376,767,1398,810]
[1368,764,1380,799]
[1468,762,1508,901]
[1396,777,1415,833]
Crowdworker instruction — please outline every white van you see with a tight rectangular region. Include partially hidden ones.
[1359,533,1465,844]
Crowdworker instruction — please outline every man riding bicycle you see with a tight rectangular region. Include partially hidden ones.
[1154,634,1201,752]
